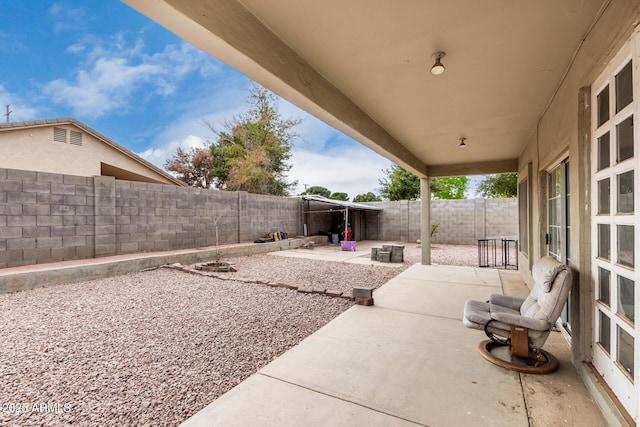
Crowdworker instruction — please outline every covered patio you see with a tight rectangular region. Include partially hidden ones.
[181,262,605,426]
[122,0,640,424]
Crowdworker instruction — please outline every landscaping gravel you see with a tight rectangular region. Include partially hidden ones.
[0,243,478,426]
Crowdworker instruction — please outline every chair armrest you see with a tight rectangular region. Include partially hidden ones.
[489,294,525,311]
[490,312,550,331]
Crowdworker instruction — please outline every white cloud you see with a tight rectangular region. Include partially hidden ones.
[48,3,86,34]
[138,134,208,168]
[137,85,250,169]
[289,144,392,199]
[43,35,221,117]
[45,57,162,117]
[0,84,40,122]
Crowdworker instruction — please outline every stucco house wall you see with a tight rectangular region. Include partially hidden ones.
[515,1,640,409]
[0,119,183,186]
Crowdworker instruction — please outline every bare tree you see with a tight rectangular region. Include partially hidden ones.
[165,147,215,188]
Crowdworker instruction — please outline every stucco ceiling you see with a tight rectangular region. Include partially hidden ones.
[123,0,607,177]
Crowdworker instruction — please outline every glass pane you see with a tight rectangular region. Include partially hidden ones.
[599,267,611,306]
[549,226,560,258]
[518,180,528,256]
[616,61,633,113]
[617,170,634,214]
[618,275,635,323]
[616,116,634,163]
[598,178,610,214]
[597,85,610,127]
[617,225,634,268]
[617,327,634,379]
[549,198,560,226]
[598,224,611,260]
[599,311,611,354]
[598,133,610,171]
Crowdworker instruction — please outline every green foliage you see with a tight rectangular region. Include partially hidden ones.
[431,224,440,238]
[378,165,468,200]
[329,192,349,201]
[430,176,468,200]
[301,186,331,198]
[353,192,382,203]
[378,165,421,201]
[207,84,300,195]
[476,173,518,198]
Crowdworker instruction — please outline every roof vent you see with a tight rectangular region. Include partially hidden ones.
[53,127,67,143]
[70,130,82,146]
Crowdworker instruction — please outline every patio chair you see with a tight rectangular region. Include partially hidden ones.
[462,256,572,374]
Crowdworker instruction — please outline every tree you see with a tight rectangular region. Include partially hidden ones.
[301,186,331,198]
[329,192,349,201]
[378,165,421,201]
[430,176,468,199]
[164,147,214,188]
[207,84,300,195]
[378,165,468,200]
[353,192,382,203]
[476,173,518,198]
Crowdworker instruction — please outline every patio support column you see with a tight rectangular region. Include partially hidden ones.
[420,177,431,265]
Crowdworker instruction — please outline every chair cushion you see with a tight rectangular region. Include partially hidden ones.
[464,300,491,328]
[532,256,565,292]
[463,299,520,332]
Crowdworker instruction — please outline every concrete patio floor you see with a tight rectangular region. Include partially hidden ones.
[182,263,607,426]
[267,240,404,267]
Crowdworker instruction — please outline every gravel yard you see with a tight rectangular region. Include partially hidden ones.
[0,243,478,426]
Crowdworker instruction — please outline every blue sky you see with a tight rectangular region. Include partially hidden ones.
[1,1,394,199]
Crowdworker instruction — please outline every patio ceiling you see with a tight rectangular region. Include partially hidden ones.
[123,0,607,177]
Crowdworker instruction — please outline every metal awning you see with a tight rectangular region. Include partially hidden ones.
[299,195,382,212]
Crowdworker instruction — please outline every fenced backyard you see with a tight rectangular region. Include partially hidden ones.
[0,242,510,426]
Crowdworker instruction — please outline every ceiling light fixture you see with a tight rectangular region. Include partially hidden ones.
[430,52,446,75]
[459,137,467,148]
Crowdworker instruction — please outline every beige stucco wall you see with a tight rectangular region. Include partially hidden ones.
[0,125,177,185]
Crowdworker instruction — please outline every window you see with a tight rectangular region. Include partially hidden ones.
[592,35,639,419]
[616,61,633,113]
[598,178,610,214]
[618,225,635,268]
[599,267,611,306]
[598,133,610,171]
[518,178,528,256]
[617,170,634,214]
[616,116,634,163]
[599,310,611,354]
[598,224,611,260]
[597,85,610,126]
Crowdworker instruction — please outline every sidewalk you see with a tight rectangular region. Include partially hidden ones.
[181,264,607,426]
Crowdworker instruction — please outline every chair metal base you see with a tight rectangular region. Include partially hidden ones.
[477,340,559,374]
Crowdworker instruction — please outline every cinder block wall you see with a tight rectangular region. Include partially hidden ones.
[0,168,301,268]
[370,198,517,245]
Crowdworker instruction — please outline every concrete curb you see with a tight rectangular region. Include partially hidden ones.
[163,263,355,301]
[0,236,328,294]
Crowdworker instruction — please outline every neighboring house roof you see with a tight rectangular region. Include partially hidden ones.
[0,118,185,186]
[300,195,382,211]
